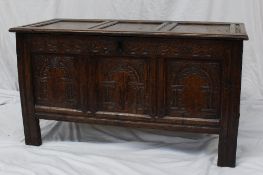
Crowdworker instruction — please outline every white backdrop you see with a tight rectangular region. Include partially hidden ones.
[1,1,263,175]
[1,0,263,100]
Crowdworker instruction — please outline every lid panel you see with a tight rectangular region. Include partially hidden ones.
[103,22,162,31]
[171,24,230,34]
[38,21,103,30]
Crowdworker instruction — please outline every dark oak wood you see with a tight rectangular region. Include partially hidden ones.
[16,34,42,146]
[10,19,248,167]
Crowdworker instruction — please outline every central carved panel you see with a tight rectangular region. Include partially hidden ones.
[166,60,221,119]
[97,58,149,114]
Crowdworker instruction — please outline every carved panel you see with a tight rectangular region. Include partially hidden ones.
[97,58,150,114]
[32,54,80,108]
[166,60,221,119]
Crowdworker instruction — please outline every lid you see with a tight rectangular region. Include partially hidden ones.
[9,18,248,40]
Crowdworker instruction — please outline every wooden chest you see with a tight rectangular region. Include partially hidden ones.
[10,19,248,167]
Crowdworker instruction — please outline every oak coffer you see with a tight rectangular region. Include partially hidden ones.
[9,19,248,167]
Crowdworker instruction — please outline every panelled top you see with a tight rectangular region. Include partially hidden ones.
[9,18,248,40]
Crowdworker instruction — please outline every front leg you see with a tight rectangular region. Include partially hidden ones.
[217,114,239,167]
[22,112,42,146]
[17,33,42,146]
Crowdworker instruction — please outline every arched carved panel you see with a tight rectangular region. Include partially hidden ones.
[166,60,221,119]
[32,55,80,108]
[97,58,149,114]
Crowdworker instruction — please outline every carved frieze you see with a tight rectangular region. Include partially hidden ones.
[157,40,228,58]
[29,35,227,59]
